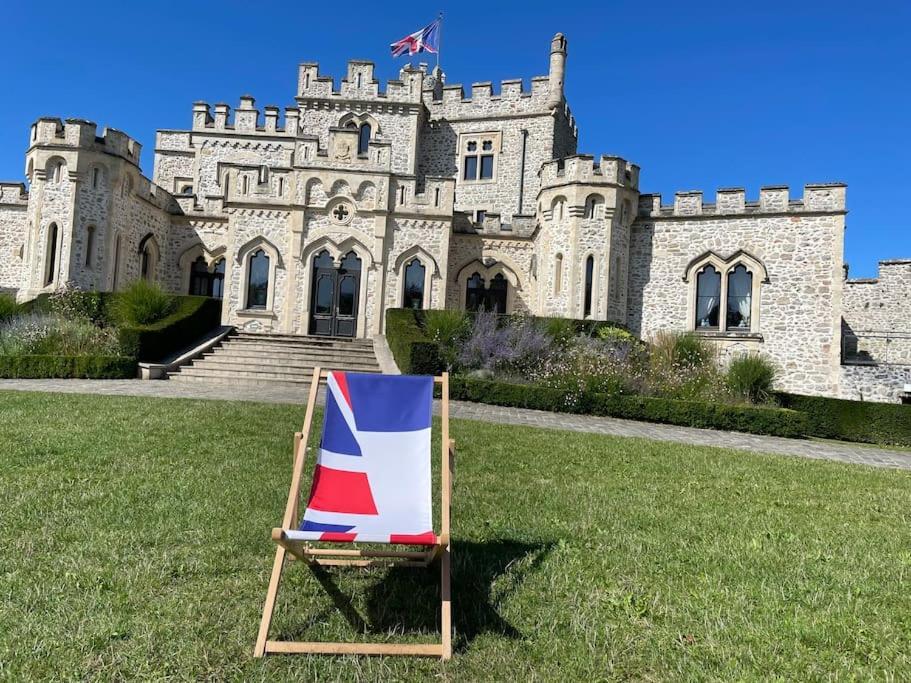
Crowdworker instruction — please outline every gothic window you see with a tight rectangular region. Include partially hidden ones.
[139,235,158,282]
[584,194,604,219]
[84,225,95,268]
[242,175,250,195]
[44,223,59,286]
[403,258,426,310]
[465,273,485,312]
[189,256,210,296]
[554,253,563,294]
[212,258,225,299]
[277,177,285,196]
[258,165,269,184]
[695,265,721,329]
[91,167,100,189]
[488,273,507,314]
[460,132,499,182]
[583,255,595,318]
[51,160,65,184]
[551,196,566,221]
[726,265,753,330]
[357,123,371,156]
[246,249,270,309]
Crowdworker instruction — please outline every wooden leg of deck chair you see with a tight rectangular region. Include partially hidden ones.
[441,543,452,660]
[254,545,287,658]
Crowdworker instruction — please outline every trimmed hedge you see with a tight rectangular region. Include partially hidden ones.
[118,296,222,362]
[385,308,443,374]
[777,392,911,448]
[449,376,808,439]
[0,355,136,379]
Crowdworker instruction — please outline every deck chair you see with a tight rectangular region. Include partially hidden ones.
[254,367,454,659]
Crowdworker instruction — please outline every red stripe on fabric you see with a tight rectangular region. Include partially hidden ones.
[332,371,353,411]
[307,465,378,514]
[390,532,437,546]
[320,532,357,542]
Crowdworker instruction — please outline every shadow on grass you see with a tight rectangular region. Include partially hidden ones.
[274,539,554,652]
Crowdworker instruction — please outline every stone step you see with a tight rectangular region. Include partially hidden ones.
[167,373,314,389]
[209,345,379,361]
[174,365,377,383]
[192,355,380,372]
[232,333,374,348]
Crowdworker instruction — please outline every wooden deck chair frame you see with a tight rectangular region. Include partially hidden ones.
[254,367,454,659]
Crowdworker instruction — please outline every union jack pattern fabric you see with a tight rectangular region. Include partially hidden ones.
[285,371,437,545]
[390,19,440,57]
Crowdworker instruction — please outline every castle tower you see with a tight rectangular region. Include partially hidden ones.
[546,33,568,111]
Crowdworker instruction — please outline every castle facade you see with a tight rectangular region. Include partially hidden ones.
[0,34,908,402]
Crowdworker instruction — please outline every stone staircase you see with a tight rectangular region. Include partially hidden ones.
[167,332,381,386]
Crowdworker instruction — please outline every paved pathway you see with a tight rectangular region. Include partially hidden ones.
[2,378,910,472]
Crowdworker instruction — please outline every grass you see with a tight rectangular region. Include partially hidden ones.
[1,390,910,680]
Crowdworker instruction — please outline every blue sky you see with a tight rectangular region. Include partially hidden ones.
[1,1,907,277]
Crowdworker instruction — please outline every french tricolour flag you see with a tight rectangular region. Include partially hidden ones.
[287,371,437,545]
[390,19,440,57]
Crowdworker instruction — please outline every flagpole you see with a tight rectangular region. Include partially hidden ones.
[436,12,442,70]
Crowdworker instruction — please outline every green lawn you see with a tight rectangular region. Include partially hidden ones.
[1,390,910,680]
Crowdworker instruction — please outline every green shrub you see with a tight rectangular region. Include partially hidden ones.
[544,317,578,347]
[0,312,120,356]
[596,325,637,344]
[422,309,469,369]
[49,288,107,325]
[449,376,807,438]
[384,308,443,375]
[0,354,136,379]
[727,354,777,403]
[776,393,911,448]
[0,293,19,322]
[117,296,222,362]
[112,280,176,326]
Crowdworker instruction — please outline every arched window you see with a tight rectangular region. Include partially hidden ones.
[189,256,210,296]
[583,255,595,317]
[554,253,563,294]
[403,258,426,309]
[551,197,565,221]
[139,235,158,282]
[488,273,508,314]
[111,234,122,290]
[695,265,721,329]
[584,194,604,219]
[726,264,753,330]
[212,258,225,299]
[45,223,59,286]
[91,167,101,189]
[246,249,270,309]
[465,273,485,312]
[52,161,64,184]
[84,225,96,267]
[357,123,371,156]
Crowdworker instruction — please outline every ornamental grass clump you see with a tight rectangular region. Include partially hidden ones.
[112,280,176,326]
[0,312,120,356]
[0,292,19,322]
[646,331,724,401]
[422,309,469,369]
[727,353,777,404]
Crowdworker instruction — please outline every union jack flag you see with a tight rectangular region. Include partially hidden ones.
[286,371,437,545]
[390,19,441,57]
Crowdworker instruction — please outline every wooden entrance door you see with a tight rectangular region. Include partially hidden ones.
[309,250,361,337]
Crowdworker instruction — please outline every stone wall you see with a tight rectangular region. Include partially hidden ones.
[628,185,847,397]
[843,260,911,365]
[839,364,911,403]
[0,183,28,294]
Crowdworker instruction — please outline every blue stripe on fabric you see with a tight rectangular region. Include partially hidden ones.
[320,387,361,456]
[346,373,433,432]
[299,520,355,533]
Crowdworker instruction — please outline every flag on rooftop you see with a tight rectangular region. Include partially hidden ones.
[390,18,441,57]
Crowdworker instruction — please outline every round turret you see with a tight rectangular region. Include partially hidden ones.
[546,33,568,111]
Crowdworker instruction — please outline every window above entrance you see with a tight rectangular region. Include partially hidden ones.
[459,132,501,184]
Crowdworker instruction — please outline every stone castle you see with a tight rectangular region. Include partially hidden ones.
[0,34,908,401]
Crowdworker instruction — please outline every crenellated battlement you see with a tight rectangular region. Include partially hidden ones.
[191,97,297,134]
[30,117,142,165]
[0,182,28,205]
[540,154,640,190]
[296,60,424,104]
[422,75,558,120]
[636,183,847,219]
